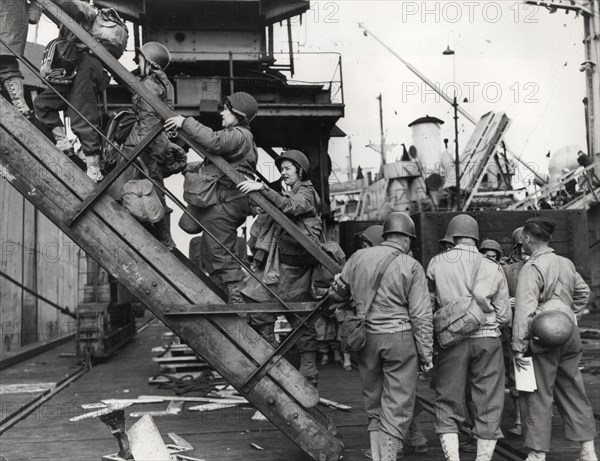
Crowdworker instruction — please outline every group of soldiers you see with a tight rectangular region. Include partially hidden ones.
[330,212,598,461]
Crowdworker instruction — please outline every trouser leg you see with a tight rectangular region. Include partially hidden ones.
[521,346,560,452]
[33,85,69,131]
[185,199,248,286]
[379,331,418,441]
[358,333,384,433]
[469,337,505,439]
[434,340,470,434]
[553,331,597,443]
[66,54,108,156]
[407,400,428,447]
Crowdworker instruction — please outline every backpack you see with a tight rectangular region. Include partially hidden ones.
[40,38,82,84]
[90,8,129,59]
[102,109,137,172]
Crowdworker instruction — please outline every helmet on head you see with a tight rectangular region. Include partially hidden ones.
[531,308,574,348]
[446,214,479,242]
[138,42,171,70]
[479,239,502,258]
[439,234,454,247]
[226,92,258,122]
[512,227,524,246]
[359,225,384,247]
[382,212,416,238]
[275,150,310,175]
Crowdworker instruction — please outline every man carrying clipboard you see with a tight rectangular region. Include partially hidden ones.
[513,217,597,461]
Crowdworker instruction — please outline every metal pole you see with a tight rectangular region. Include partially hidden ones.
[378,93,385,170]
[454,96,461,209]
[359,22,547,185]
[228,51,234,94]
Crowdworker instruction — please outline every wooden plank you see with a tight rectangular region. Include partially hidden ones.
[0,176,24,355]
[36,213,60,344]
[21,199,38,346]
[31,0,341,277]
[0,100,342,461]
[128,415,172,460]
[166,301,316,315]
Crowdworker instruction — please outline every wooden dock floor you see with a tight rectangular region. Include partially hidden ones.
[1,318,599,461]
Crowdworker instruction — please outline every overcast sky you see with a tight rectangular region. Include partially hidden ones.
[280,0,587,183]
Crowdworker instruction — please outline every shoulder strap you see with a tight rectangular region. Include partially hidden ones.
[361,249,402,318]
[468,254,484,294]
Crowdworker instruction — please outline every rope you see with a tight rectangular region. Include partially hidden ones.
[0,268,76,318]
[154,371,227,395]
[0,36,299,315]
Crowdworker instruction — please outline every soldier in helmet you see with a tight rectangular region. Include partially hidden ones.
[165,92,258,304]
[513,217,597,461]
[427,214,510,461]
[329,212,433,461]
[123,42,186,250]
[354,224,430,457]
[238,150,322,386]
[479,239,502,262]
[34,0,127,182]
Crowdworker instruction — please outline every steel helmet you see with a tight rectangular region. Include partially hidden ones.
[382,212,416,238]
[359,225,384,247]
[226,92,258,122]
[446,214,479,242]
[138,42,171,70]
[480,239,502,258]
[439,234,454,247]
[512,227,524,246]
[531,308,574,348]
[275,150,310,174]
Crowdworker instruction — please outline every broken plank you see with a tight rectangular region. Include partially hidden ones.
[319,398,352,411]
[152,356,204,363]
[128,415,172,460]
[168,433,193,451]
[188,403,242,412]
[139,395,249,404]
[69,404,133,422]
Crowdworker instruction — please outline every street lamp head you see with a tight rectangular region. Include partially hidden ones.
[443,46,455,55]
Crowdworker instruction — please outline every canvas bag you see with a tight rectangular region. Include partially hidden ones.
[183,127,257,209]
[90,8,128,58]
[40,38,82,84]
[121,162,164,224]
[340,249,402,352]
[433,254,487,348]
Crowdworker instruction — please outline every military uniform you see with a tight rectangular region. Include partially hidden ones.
[512,247,596,453]
[427,244,511,440]
[243,180,322,381]
[331,241,433,443]
[0,0,28,83]
[34,0,110,158]
[178,118,257,289]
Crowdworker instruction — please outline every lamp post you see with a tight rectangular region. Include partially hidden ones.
[443,38,461,209]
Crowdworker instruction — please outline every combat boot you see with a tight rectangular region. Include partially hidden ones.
[155,212,176,250]
[475,438,497,461]
[225,281,244,304]
[379,431,399,461]
[3,77,31,117]
[342,352,352,371]
[524,450,546,461]
[368,430,381,461]
[51,126,75,156]
[439,433,460,461]
[577,440,598,461]
[332,348,343,364]
[84,154,104,182]
[299,351,318,387]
